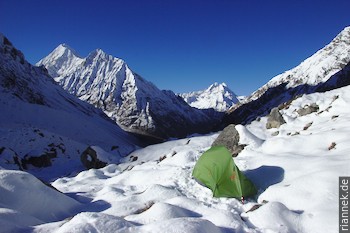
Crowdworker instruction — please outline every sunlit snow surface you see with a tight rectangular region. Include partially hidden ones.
[180,82,239,112]
[244,26,350,103]
[0,85,344,232]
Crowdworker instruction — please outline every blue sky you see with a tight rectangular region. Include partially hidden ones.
[1,0,350,95]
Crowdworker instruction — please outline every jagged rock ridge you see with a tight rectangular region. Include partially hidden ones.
[0,33,140,179]
[38,46,217,139]
[223,26,350,126]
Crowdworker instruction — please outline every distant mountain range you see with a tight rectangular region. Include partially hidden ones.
[0,34,140,180]
[179,82,239,112]
[35,25,350,136]
[223,26,350,126]
[1,26,350,233]
[1,26,349,178]
[37,45,222,140]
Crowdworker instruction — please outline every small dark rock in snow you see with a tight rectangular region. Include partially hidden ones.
[291,132,300,136]
[271,131,279,136]
[332,95,339,103]
[111,145,119,151]
[303,122,313,130]
[246,204,263,213]
[328,142,336,150]
[278,99,293,110]
[297,103,319,116]
[158,155,166,163]
[266,107,286,129]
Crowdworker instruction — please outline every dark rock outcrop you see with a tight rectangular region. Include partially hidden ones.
[81,147,107,169]
[297,103,319,116]
[22,149,57,169]
[266,108,286,129]
[212,124,245,156]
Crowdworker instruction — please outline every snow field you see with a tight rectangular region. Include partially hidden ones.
[1,85,349,232]
[242,85,350,233]
[0,170,82,232]
[49,134,254,232]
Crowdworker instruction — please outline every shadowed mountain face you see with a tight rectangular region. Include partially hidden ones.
[37,45,219,140]
[222,26,350,127]
[0,33,142,179]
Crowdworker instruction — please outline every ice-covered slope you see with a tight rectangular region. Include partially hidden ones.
[180,82,239,112]
[224,26,350,125]
[37,47,216,139]
[0,33,140,180]
[7,84,346,233]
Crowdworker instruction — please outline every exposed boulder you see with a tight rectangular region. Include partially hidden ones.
[266,108,286,129]
[212,124,244,156]
[297,103,319,116]
[80,147,107,169]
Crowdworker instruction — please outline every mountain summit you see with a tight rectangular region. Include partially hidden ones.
[180,82,239,112]
[37,46,216,139]
[0,34,140,179]
[223,26,350,125]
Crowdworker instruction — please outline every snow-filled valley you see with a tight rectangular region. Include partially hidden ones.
[1,25,350,233]
[1,84,349,233]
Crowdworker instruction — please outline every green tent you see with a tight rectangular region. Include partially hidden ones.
[192,146,257,198]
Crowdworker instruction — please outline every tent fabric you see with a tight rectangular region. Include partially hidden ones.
[192,146,257,198]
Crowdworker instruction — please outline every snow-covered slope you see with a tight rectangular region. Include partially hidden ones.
[36,43,84,78]
[224,26,350,125]
[0,33,140,180]
[179,82,239,112]
[4,84,347,232]
[37,47,216,139]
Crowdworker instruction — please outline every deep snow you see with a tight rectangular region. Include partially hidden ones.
[1,85,349,233]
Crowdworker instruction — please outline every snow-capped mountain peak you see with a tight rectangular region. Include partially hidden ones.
[0,34,140,180]
[87,48,111,60]
[224,26,350,125]
[48,43,81,62]
[207,82,226,89]
[38,46,216,139]
[245,26,350,103]
[37,43,84,79]
[180,82,239,112]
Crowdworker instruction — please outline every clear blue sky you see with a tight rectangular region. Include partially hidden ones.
[1,0,349,95]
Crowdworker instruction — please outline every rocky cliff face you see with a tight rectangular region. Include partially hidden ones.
[37,45,217,139]
[0,34,140,179]
[223,26,350,126]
